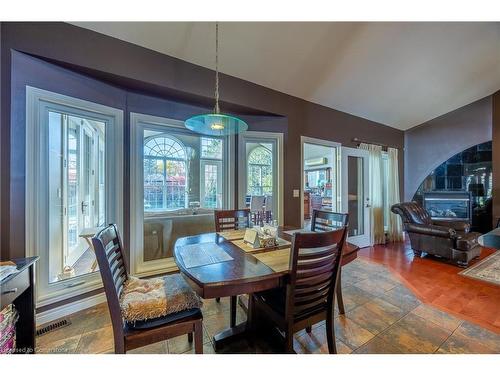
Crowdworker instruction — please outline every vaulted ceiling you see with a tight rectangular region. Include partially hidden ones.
[72,22,500,130]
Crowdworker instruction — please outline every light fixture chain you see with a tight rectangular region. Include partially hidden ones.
[214,21,220,114]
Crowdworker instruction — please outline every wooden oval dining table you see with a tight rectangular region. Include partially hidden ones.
[173,227,359,351]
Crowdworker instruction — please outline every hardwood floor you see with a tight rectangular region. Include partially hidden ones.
[359,240,500,334]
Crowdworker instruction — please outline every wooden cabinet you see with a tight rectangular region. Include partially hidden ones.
[1,257,38,354]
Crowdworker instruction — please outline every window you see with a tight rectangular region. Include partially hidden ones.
[143,136,187,211]
[131,113,231,276]
[201,137,223,159]
[247,145,273,196]
[200,137,223,209]
[26,87,123,306]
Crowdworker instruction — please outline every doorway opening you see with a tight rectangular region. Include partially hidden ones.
[300,137,341,229]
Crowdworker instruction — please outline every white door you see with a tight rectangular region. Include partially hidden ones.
[341,147,371,248]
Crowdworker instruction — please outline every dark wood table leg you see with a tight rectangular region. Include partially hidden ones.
[213,323,248,351]
[336,270,345,315]
[213,295,249,351]
[230,295,237,327]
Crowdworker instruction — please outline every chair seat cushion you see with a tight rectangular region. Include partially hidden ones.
[456,232,481,251]
[126,308,202,330]
[120,274,202,323]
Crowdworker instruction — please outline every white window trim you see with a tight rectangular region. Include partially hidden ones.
[238,131,284,225]
[26,86,124,307]
[130,112,235,277]
[300,136,341,228]
[200,159,223,209]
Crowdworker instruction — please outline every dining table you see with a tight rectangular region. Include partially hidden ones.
[173,227,359,351]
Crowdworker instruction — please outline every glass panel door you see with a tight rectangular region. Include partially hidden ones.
[341,147,371,248]
[48,112,106,284]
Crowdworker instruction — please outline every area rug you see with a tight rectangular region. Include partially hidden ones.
[460,250,500,286]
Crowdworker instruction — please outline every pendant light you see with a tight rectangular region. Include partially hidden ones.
[185,22,248,136]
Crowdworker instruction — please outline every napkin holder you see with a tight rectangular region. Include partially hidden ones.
[243,228,278,249]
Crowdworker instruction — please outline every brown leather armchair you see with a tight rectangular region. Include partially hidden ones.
[391,202,481,267]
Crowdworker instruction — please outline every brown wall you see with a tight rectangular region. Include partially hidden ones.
[1,22,404,261]
[404,96,493,201]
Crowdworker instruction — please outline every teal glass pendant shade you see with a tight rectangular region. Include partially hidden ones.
[184,113,248,136]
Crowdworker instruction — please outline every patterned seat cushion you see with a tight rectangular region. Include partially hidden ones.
[120,274,202,323]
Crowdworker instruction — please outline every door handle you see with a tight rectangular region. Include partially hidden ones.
[81,201,88,214]
[2,288,18,295]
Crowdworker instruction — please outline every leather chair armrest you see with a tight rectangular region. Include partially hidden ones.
[405,223,457,238]
[432,220,470,233]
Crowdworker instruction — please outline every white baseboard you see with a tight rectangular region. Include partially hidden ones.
[36,293,107,326]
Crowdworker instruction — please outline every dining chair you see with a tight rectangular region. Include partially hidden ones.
[92,224,204,354]
[249,195,266,226]
[311,209,349,317]
[214,208,251,232]
[213,209,251,323]
[311,209,348,232]
[251,228,347,353]
[264,195,273,223]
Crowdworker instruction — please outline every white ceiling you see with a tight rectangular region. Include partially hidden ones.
[72,22,500,130]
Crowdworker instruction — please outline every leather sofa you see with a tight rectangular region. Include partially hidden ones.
[391,202,481,267]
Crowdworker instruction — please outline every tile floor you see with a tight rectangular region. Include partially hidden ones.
[35,258,500,354]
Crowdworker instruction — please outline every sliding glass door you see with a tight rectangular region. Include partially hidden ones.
[130,113,233,276]
[26,87,123,306]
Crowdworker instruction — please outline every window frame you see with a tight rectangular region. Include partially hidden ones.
[143,135,188,211]
[238,131,284,225]
[247,145,273,196]
[130,112,235,277]
[25,86,124,307]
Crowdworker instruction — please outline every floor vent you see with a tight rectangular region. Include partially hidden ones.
[36,319,71,337]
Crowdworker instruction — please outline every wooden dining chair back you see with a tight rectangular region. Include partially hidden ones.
[311,210,349,232]
[310,210,349,316]
[252,227,347,353]
[92,224,203,354]
[92,224,128,347]
[249,195,266,226]
[214,209,251,232]
[264,195,274,223]
[250,195,266,212]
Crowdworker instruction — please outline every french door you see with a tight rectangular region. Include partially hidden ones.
[26,87,123,306]
[341,147,371,248]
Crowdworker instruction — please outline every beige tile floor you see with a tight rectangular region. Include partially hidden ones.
[35,258,500,354]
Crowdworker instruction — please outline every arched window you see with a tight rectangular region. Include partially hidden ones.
[247,146,273,196]
[144,136,187,210]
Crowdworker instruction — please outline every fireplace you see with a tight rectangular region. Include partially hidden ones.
[423,191,472,223]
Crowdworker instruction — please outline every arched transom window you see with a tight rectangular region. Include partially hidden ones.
[144,135,187,210]
[247,145,273,196]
